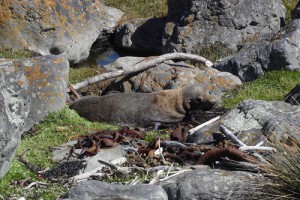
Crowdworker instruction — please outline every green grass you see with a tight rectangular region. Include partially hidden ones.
[0,106,118,199]
[104,0,168,19]
[222,70,300,108]
[283,0,299,22]
[0,48,37,59]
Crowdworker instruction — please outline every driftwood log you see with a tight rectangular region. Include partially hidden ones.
[68,53,213,92]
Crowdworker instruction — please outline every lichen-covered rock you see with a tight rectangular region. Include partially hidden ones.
[214,19,300,82]
[102,56,242,99]
[114,17,166,55]
[60,180,168,200]
[162,169,265,200]
[0,54,69,178]
[0,0,124,63]
[162,0,285,53]
[285,84,300,105]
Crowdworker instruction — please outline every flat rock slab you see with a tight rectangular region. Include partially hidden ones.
[162,169,265,200]
[60,180,168,200]
[52,141,127,173]
[0,54,69,178]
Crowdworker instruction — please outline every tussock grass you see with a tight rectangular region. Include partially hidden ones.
[222,70,300,108]
[263,138,300,199]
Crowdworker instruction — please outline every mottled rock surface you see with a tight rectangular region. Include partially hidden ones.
[162,0,285,53]
[0,0,124,63]
[114,17,166,55]
[0,54,69,178]
[214,19,300,81]
[222,99,300,143]
[162,169,265,200]
[285,84,300,105]
[60,180,168,200]
[103,56,242,98]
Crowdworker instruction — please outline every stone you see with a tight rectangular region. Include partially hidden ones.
[285,84,300,105]
[0,54,69,178]
[162,169,266,200]
[114,17,166,55]
[103,56,242,98]
[0,0,124,64]
[162,0,285,53]
[223,99,300,143]
[214,19,300,82]
[60,180,168,200]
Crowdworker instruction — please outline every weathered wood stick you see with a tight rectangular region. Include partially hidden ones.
[219,125,247,146]
[189,116,220,135]
[69,53,213,91]
[239,146,276,152]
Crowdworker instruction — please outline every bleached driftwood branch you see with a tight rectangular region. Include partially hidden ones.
[69,53,213,91]
[219,125,274,163]
[189,116,220,135]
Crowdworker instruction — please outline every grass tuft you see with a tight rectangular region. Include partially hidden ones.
[0,48,38,59]
[263,138,300,199]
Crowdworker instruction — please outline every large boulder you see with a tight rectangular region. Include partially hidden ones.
[102,56,242,98]
[162,0,285,53]
[0,0,124,64]
[114,17,166,55]
[0,54,69,178]
[214,19,300,81]
[162,169,266,200]
[60,180,168,200]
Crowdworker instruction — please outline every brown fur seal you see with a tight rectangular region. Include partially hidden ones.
[70,84,219,127]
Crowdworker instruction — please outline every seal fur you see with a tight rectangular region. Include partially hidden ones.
[70,84,219,126]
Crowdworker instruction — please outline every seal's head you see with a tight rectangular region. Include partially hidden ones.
[183,84,220,110]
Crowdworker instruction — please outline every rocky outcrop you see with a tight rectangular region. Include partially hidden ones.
[162,169,265,200]
[60,180,168,200]
[114,17,166,55]
[214,19,300,82]
[285,84,300,105]
[162,0,285,53]
[0,0,124,64]
[189,99,300,146]
[102,56,242,98]
[0,54,69,178]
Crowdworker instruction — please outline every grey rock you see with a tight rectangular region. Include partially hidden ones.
[162,169,265,200]
[60,180,168,200]
[285,84,300,105]
[162,0,285,53]
[114,17,166,55]
[103,56,242,98]
[214,19,300,82]
[0,1,124,64]
[0,54,69,178]
[223,99,300,144]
